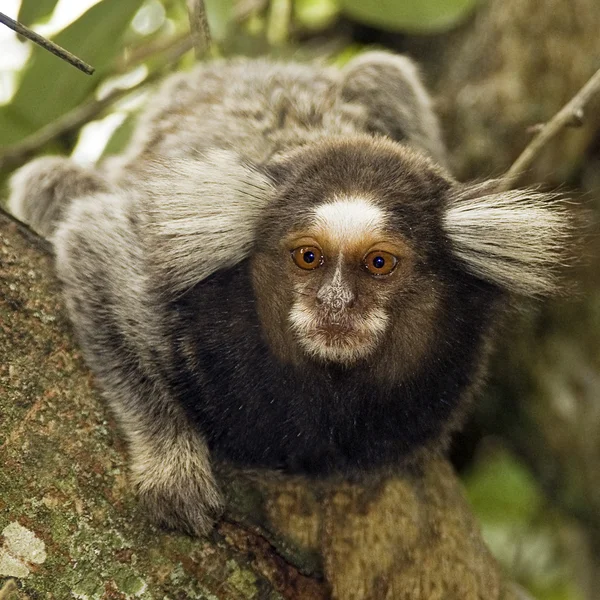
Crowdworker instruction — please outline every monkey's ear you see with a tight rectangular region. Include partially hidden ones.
[443,182,575,296]
[144,149,276,295]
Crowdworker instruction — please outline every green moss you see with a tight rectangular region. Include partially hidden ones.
[225,560,259,597]
[113,569,147,595]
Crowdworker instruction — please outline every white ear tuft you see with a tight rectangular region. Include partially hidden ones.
[443,185,573,296]
[143,149,275,295]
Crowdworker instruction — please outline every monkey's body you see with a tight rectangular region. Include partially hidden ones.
[163,259,492,474]
[9,54,571,535]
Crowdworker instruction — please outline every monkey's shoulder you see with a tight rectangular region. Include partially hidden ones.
[116,52,447,171]
[119,59,352,168]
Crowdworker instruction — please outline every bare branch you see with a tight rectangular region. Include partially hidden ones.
[186,0,212,58]
[0,36,195,172]
[499,66,600,192]
[0,11,94,75]
[116,31,192,73]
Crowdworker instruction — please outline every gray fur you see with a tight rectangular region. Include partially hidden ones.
[9,156,108,237]
[339,51,447,166]
[112,53,445,179]
[5,53,570,536]
[51,189,222,534]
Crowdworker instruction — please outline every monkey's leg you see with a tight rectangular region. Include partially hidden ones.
[339,51,447,166]
[49,190,223,536]
[8,156,109,237]
[110,388,224,536]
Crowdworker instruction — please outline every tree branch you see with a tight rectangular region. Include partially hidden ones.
[0,11,94,75]
[0,204,52,255]
[499,66,600,192]
[115,31,192,73]
[186,0,212,58]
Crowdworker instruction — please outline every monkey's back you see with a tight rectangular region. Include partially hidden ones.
[114,59,370,180]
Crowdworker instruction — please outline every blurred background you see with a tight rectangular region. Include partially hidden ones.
[1,1,599,598]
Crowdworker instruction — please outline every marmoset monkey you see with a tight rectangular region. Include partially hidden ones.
[8,52,572,536]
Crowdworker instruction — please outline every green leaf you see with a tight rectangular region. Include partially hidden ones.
[339,0,479,33]
[0,0,146,148]
[463,449,542,524]
[18,0,60,26]
[294,0,340,30]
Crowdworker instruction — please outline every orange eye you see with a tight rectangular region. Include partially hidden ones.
[363,251,398,276]
[291,246,324,270]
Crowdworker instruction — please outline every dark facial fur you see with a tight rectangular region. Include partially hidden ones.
[253,137,453,368]
[151,136,501,474]
[7,53,573,535]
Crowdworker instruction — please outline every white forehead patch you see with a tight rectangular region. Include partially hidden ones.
[313,198,387,245]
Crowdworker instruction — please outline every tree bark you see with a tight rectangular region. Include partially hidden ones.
[0,211,519,598]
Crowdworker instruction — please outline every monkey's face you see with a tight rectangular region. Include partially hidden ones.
[251,137,454,367]
[283,197,414,363]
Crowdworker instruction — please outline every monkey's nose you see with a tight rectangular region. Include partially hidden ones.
[316,285,355,311]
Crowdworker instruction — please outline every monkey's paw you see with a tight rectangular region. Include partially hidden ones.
[136,475,224,537]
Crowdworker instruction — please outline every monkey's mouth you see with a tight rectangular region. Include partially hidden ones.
[314,328,370,351]
[289,302,389,363]
[300,324,377,363]
[316,319,356,337]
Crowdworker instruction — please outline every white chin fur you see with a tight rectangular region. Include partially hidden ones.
[288,301,389,364]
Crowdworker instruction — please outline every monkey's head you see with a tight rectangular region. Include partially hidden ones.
[251,136,571,369]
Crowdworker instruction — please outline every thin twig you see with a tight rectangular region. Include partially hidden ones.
[186,0,212,58]
[0,11,94,75]
[115,31,191,73]
[233,0,269,22]
[0,36,195,172]
[499,66,600,192]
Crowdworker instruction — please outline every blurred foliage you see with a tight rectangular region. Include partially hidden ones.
[17,0,59,26]
[0,0,484,159]
[204,0,235,40]
[463,444,585,600]
[339,0,479,33]
[0,1,593,599]
[0,0,145,146]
